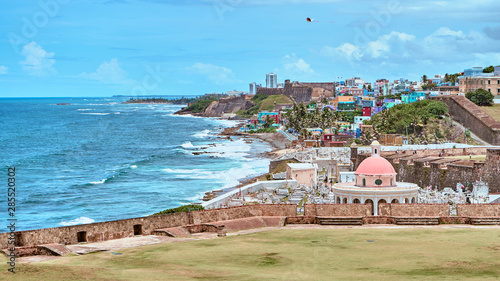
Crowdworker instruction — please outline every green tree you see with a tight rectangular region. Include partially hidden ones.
[263,115,275,128]
[466,89,494,106]
[422,75,428,83]
[483,66,495,73]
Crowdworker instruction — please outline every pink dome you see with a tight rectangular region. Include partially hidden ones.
[355,156,396,175]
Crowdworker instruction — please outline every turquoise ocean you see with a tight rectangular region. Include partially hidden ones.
[0,97,271,231]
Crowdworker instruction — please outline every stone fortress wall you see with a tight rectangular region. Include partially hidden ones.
[2,203,500,249]
[432,95,500,145]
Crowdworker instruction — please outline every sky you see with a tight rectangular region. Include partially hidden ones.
[0,0,500,97]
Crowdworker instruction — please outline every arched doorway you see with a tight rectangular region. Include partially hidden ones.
[343,198,348,204]
[336,197,341,204]
[365,199,374,215]
[404,198,409,203]
[411,197,416,203]
[391,199,399,203]
[378,199,387,215]
[353,198,361,204]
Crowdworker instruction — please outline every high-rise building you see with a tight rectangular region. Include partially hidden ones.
[249,82,257,95]
[266,73,278,88]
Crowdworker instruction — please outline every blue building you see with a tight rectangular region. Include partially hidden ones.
[464,67,483,77]
[401,92,425,104]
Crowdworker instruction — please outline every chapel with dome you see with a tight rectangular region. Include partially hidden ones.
[332,139,420,215]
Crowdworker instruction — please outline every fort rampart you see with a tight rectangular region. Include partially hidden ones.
[2,204,500,250]
[432,95,500,145]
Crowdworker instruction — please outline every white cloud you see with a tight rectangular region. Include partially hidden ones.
[283,54,314,75]
[187,63,239,84]
[0,65,8,74]
[322,28,499,65]
[80,58,131,84]
[321,43,362,62]
[20,42,56,76]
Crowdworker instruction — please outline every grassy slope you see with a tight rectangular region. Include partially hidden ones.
[2,228,500,280]
[239,95,292,117]
[481,104,500,122]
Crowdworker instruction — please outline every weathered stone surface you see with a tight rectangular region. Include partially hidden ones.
[457,204,500,217]
[379,203,449,217]
[304,204,371,217]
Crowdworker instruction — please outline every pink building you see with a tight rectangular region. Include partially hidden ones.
[332,140,420,215]
[286,163,318,186]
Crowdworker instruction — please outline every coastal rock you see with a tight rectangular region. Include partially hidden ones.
[203,95,254,117]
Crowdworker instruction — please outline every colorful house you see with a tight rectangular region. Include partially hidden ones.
[401,92,425,104]
[258,111,280,124]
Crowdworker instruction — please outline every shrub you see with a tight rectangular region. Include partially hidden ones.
[153,204,204,215]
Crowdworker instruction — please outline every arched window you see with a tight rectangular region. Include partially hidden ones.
[390,179,393,186]
[362,178,366,186]
[374,149,378,154]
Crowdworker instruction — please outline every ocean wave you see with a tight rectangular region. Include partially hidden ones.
[169,113,204,118]
[89,179,106,185]
[131,165,137,169]
[77,108,92,111]
[60,217,95,226]
[81,113,110,116]
[193,129,211,139]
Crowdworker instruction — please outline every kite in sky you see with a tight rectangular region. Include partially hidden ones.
[307,17,334,23]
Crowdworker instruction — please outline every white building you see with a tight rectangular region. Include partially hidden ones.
[266,73,278,88]
[249,82,257,95]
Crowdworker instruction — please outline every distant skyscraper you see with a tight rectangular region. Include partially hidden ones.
[266,73,278,88]
[249,82,257,95]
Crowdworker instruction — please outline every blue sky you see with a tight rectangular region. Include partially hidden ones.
[1,0,499,97]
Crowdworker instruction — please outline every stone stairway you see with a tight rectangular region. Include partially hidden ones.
[469,217,500,225]
[393,217,440,225]
[316,216,363,225]
[153,227,191,238]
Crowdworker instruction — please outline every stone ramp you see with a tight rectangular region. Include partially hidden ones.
[469,217,500,225]
[394,217,440,225]
[317,216,363,225]
[37,243,71,256]
[153,227,191,238]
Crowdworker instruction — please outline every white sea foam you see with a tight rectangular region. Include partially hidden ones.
[81,113,110,116]
[180,141,195,149]
[89,179,106,184]
[114,112,121,114]
[193,129,211,139]
[60,217,95,226]
[130,165,137,169]
[169,113,204,118]
[77,108,92,111]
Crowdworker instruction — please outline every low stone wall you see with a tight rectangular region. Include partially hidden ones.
[362,216,394,224]
[378,203,449,217]
[0,212,190,249]
[439,217,470,224]
[304,204,371,217]
[456,204,500,217]
[0,205,296,249]
[191,204,296,224]
[286,216,316,224]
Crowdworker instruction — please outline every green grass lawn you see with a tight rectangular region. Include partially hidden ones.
[481,104,500,122]
[2,228,500,280]
[447,155,487,161]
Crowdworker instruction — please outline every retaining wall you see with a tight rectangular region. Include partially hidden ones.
[456,204,500,217]
[0,204,296,249]
[304,204,371,216]
[378,203,449,217]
